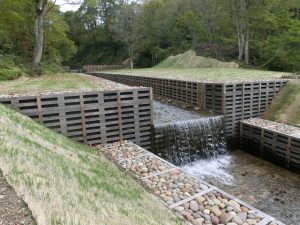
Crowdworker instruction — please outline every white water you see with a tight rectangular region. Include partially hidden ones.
[153,116,226,165]
[181,154,234,185]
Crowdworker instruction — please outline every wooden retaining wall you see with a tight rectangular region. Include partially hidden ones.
[240,122,300,171]
[0,88,153,149]
[89,73,287,139]
[83,65,126,72]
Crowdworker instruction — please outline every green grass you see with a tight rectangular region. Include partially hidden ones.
[0,73,99,95]
[0,104,182,225]
[102,68,288,82]
[155,50,239,69]
[263,80,300,126]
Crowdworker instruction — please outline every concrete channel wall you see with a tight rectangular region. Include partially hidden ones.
[0,88,153,149]
[88,73,287,140]
[240,119,300,172]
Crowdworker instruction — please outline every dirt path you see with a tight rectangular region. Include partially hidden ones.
[0,173,35,225]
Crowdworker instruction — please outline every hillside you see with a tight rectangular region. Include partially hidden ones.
[155,50,239,69]
[263,79,300,126]
[0,104,180,225]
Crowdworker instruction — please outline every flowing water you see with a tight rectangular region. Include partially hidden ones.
[153,100,300,225]
[181,151,300,225]
[153,101,226,166]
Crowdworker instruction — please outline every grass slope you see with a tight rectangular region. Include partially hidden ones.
[0,104,181,225]
[263,80,300,126]
[155,50,239,69]
[104,68,287,82]
[0,73,98,95]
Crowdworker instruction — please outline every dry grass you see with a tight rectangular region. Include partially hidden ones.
[103,68,288,82]
[0,104,182,225]
[0,73,131,96]
[263,80,300,126]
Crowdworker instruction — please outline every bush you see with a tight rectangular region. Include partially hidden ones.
[0,54,16,69]
[30,63,65,76]
[0,68,23,80]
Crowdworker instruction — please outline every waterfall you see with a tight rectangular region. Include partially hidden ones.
[152,116,226,166]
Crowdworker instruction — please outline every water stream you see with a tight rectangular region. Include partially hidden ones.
[153,100,300,225]
[153,101,226,166]
[181,151,300,225]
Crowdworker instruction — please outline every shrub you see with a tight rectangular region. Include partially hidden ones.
[30,63,65,76]
[0,68,23,80]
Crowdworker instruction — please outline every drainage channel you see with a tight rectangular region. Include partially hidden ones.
[97,141,284,225]
[152,100,226,166]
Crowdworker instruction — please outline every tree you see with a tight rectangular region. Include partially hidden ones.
[114,2,141,69]
[33,0,48,67]
[0,0,77,69]
[229,0,252,64]
[33,0,80,68]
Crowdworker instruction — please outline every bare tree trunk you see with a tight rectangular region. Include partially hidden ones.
[238,34,245,62]
[130,58,133,69]
[244,29,249,65]
[129,46,134,69]
[33,0,47,68]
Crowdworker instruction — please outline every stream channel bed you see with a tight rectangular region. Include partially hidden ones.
[181,151,300,225]
[154,100,300,225]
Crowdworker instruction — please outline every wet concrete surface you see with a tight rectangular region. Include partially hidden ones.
[153,101,206,124]
[181,150,300,225]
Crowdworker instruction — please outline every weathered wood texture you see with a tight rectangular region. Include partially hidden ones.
[89,73,287,139]
[83,65,126,72]
[240,122,300,171]
[0,89,152,149]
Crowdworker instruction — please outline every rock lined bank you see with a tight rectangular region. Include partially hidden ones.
[97,141,284,225]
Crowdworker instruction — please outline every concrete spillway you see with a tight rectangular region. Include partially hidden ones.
[152,101,226,166]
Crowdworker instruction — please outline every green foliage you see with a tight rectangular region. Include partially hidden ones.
[0,0,298,72]
[0,54,25,80]
[0,68,23,80]
[30,63,65,76]
[0,0,77,70]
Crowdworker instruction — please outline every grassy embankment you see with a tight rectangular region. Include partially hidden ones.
[263,80,300,127]
[0,73,99,95]
[155,50,239,69]
[103,68,287,82]
[0,104,182,225]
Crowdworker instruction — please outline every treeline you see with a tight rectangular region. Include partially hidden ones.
[0,0,299,73]
[0,0,76,75]
[65,0,300,72]
[65,0,300,71]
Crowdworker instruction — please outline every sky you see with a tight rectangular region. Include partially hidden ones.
[55,0,83,12]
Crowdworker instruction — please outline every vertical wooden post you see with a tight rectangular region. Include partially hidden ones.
[79,93,88,144]
[58,94,68,135]
[36,95,43,123]
[117,91,124,142]
[98,92,107,144]
[133,90,141,145]
[260,128,264,156]
[240,83,243,120]
[286,137,292,168]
